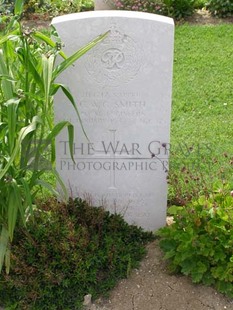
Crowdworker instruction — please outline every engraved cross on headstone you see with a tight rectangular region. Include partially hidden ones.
[93,129,131,190]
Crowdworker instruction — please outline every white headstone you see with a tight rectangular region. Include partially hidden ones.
[52,11,174,231]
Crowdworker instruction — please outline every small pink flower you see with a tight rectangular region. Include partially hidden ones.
[230,191,233,197]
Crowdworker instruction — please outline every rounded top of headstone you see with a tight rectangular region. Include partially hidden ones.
[52,11,174,26]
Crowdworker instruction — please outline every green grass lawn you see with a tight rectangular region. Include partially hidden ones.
[169,24,233,201]
[172,24,233,145]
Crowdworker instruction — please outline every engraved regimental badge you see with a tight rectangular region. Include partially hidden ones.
[85,25,142,87]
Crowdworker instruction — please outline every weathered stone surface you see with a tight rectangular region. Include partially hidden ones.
[52,11,174,231]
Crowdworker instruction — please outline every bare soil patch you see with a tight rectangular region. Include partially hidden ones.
[185,9,233,25]
[94,240,233,310]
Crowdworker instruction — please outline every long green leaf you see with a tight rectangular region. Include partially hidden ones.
[8,182,22,241]
[20,178,33,221]
[4,13,21,33]
[5,247,11,275]
[5,98,20,154]
[52,83,88,139]
[0,74,16,83]
[0,50,14,99]
[16,47,44,92]
[0,226,9,273]
[0,116,41,180]
[53,31,109,80]
[14,0,24,15]
[0,30,19,46]
[35,179,60,197]
[42,54,54,108]
[33,31,67,60]
[53,169,68,202]
[67,124,75,163]
[44,121,75,162]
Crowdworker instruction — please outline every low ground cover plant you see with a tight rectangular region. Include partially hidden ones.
[0,198,154,309]
[207,0,233,17]
[157,182,233,298]
[162,0,197,19]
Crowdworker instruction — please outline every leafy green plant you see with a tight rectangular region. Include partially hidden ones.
[80,0,94,11]
[113,0,199,19]
[157,182,233,298]
[0,0,94,18]
[0,198,154,309]
[113,0,164,14]
[0,0,14,13]
[206,0,233,17]
[0,0,107,273]
[24,0,82,16]
[162,0,196,19]
[194,0,206,9]
[23,0,93,17]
